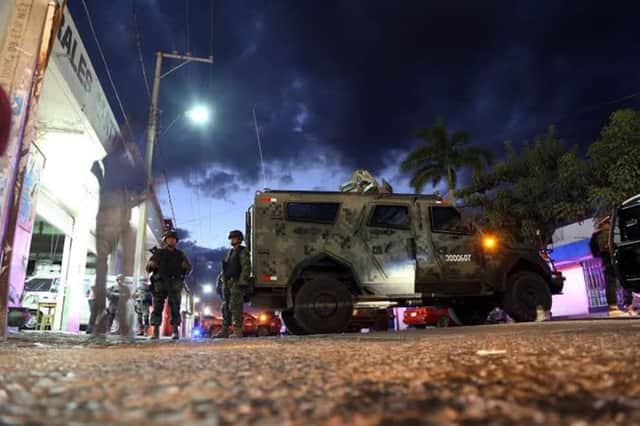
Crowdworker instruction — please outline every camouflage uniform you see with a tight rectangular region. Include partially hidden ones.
[220,246,251,330]
[147,247,191,327]
[135,282,153,330]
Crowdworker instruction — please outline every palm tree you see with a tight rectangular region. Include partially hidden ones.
[400,117,492,201]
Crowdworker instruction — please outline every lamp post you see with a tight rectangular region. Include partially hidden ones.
[133,51,213,290]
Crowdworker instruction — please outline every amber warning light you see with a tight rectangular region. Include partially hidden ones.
[482,236,498,251]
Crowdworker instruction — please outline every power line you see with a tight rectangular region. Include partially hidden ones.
[131,0,151,99]
[185,0,191,53]
[162,169,178,226]
[79,0,135,142]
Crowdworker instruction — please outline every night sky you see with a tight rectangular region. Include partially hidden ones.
[68,0,640,248]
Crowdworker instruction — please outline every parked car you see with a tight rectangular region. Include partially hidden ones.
[254,311,282,336]
[347,309,393,332]
[611,194,640,292]
[202,313,259,337]
[20,276,60,329]
[403,306,455,328]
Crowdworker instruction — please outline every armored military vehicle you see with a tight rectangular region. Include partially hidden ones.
[246,175,563,334]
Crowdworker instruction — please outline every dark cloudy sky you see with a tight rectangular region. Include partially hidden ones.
[69,0,640,248]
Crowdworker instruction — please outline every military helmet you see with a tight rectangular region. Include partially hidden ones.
[228,230,244,241]
[163,229,179,241]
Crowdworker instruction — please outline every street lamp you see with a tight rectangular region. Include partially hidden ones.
[185,105,210,125]
[202,284,213,294]
[193,296,201,304]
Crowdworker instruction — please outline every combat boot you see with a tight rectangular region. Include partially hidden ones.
[214,327,231,338]
[151,325,160,340]
[172,325,180,340]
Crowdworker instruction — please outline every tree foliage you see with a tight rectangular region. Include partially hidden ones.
[587,109,640,215]
[458,127,589,246]
[401,117,492,200]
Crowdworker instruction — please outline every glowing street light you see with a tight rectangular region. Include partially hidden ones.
[185,105,210,125]
[193,296,201,304]
[202,284,213,294]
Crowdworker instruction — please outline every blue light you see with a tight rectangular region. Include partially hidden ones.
[192,327,203,338]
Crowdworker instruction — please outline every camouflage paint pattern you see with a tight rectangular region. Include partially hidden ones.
[250,190,558,307]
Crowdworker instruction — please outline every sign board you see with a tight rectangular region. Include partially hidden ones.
[51,7,119,145]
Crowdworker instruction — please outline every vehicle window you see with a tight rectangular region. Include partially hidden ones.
[620,205,640,242]
[369,205,410,229]
[431,206,469,234]
[286,202,340,223]
[24,278,54,292]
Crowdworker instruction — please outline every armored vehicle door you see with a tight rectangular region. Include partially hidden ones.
[360,203,416,295]
[611,197,640,292]
[422,205,482,293]
[413,201,446,289]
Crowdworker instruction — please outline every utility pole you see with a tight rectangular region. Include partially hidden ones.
[132,51,213,289]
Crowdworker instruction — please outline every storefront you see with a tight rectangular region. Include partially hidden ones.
[1,4,165,333]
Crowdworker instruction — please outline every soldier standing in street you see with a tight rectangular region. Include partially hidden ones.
[590,216,634,316]
[146,230,191,340]
[215,230,251,338]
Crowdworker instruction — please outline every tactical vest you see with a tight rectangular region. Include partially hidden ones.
[223,246,245,281]
[156,248,186,278]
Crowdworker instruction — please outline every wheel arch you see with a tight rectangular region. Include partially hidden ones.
[502,255,550,290]
[286,252,362,308]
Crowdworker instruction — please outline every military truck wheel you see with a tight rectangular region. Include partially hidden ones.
[502,272,551,322]
[281,310,307,335]
[294,279,353,334]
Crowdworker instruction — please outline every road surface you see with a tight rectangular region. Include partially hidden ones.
[1,319,639,425]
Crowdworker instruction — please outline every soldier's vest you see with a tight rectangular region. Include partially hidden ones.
[222,246,245,281]
[156,248,186,279]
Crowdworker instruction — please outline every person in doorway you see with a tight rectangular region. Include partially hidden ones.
[589,216,635,317]
[90,138,145,338]
[146,230,191,340]
[215,230,251,339]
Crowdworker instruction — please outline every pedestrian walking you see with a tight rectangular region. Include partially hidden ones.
[90,138,145,337]
[590,216,634,317]
[135,277,153,336]
[215,230,251,338]
[106,275,123,333]
[146,230,191,340]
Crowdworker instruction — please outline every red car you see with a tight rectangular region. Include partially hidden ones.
[253,311,282,336]
[201,313,258,337]
[403,307,455,328]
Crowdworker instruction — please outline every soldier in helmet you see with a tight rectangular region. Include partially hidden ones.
[146,230,192,339]
[215,230,251,338]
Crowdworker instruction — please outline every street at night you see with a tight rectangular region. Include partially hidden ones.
[2,320,640,425]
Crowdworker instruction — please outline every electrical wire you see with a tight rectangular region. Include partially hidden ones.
[131,0,151,99]
[162,169,178,226]
[185,0,191,53]
[79,0,135,143]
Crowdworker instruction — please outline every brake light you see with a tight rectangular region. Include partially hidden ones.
[410,312,418,318]
[260,275,278,282]
[259,314,268,322]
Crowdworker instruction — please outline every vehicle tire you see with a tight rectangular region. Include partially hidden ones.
[502,272,551,322]
[436,316,450,328]
[414,324,427,329]
[281,310,307,335]
[451,304,492,325]
[293,278,353,334]
[257,326,270,337]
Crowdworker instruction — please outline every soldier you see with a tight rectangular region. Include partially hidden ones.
[146,230,192,340]
[135,278,153,336]
[589,216,634,317]
[106,275,124,333]
[215,230,251,338]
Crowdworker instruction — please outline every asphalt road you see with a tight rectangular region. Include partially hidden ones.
[1,319,639,426]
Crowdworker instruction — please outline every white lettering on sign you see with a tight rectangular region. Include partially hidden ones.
[445,254,472,262]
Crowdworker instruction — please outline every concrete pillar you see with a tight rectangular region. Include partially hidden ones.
[60,212,90,332]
